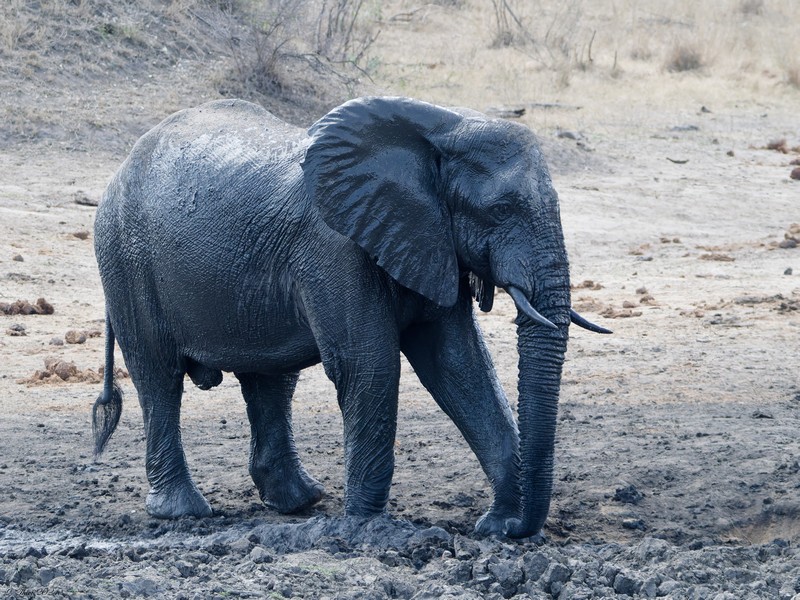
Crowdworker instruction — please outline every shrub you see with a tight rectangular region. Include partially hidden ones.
[665,43,703,72]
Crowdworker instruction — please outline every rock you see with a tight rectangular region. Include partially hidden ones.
[11,560,37,584]
[791,167,800,180]
[120,576,162,597]
[613,572,642,596]
[12,254,23,261]
[658,579,682,595]
[229,537,252,554]
[641,576,658,597]
[635,537,671,562]
[557,582,592,599]
[65,329,88,344]
[487,557,523,596]
[38,566,64,585]
[72,230,90,240]
[49,337,65,345]
[444,559,472,584]
[600,564,620,586]
[25,546,46,558]
[592,585,616,597]
[6,323,26,336]
[613,484,644,504]
[519,551,550,582]
[175,560,195,577]
[379,550,402,567]
[249,545,273,564]
[785,268,793,275]
[779,239,798,249]
[410,526,451,546]
[472,555,500,587]
[622,518,646,531]
[276,581,293,597]
[453,534,480,560]
[0,297,54,315]
[74,190,99,206]
[36,298,54,314]
[542,562,571,594]
[52,359,79,381]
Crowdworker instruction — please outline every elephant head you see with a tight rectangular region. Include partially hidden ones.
[301,97,609,538]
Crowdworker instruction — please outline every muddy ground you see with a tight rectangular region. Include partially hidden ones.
[1,65,800,600]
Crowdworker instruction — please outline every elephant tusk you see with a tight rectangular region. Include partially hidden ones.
[507,287,559,330]
[570,309,613,334]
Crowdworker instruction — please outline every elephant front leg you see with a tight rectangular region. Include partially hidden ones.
[324,349,400,516]
[236,372,324,514]
[138,381,213,519]
[401,302,521,536]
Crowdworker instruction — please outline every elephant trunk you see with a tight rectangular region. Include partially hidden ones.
[506,269,570,539]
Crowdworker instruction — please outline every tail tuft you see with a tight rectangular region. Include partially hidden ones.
[93,382,123,459]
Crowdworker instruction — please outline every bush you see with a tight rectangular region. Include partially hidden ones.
[665,44,704,72]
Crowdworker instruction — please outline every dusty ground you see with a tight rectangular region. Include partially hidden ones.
[2,1,800,598]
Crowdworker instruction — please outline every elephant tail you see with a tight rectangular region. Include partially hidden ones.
[93,313,123,459]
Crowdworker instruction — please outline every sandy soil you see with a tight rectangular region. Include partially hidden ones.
[1,2,800,596]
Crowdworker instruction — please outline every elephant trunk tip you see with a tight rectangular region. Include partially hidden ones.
[503,517,548,541]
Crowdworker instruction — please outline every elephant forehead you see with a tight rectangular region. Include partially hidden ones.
[478,160,541,197]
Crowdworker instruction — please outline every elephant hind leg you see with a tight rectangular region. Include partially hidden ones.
[185,358,223,390]
[236,371,324,514]
[137,372,213,519]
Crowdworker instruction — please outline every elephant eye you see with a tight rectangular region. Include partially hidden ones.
[489,202,513,222]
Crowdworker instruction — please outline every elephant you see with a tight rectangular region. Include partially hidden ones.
[92,96,609,538]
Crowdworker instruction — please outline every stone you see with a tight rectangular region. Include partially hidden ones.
[613,572,642,596]
[613,484,644,504]
[635,537,670,562]
[658,579,682,595]
[444,559,472,584]
[641,576,659,598]
[120,577,162,597]
[519,551,550,582]
[175,561,195,578]
[542,563,571,594]
[249,545,273,564]
[229,537,252,554]
[453,534,480,560]
[39,566,64,585]
[557,582,592,599]
[487,558,523,597]
[11,560,37,584]
[65,329,87,344]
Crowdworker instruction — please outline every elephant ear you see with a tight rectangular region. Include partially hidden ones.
[301,97,463,307]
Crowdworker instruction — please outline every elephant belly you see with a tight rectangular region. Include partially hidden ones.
[177,315,321,375]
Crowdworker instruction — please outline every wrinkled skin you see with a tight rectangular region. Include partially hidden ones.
[93,97,600,538]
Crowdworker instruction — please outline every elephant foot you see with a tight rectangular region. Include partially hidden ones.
[146,481,213,519]
[474,506,519,538]
[255,466,325,514]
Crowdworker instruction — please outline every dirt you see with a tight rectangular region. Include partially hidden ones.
[2,2,800,598]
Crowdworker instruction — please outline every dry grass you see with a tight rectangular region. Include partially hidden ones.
[367,0,799,121]
[0,0,798,152]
